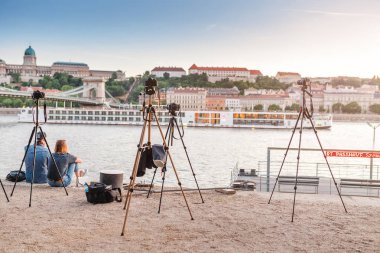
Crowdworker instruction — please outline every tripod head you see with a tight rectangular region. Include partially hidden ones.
[31,90,47,124]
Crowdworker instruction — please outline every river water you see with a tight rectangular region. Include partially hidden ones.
[0,115,379,187]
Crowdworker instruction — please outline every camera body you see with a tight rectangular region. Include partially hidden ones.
[144,77,157,96]
[166,103,180,115]
[32,90,45,100]
[297,78,310,87]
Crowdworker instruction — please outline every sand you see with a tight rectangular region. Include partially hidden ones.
[0,182,379,253]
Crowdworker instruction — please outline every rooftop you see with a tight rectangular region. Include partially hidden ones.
[152,67,186,72]
[24,46,36,56]
[53,61,88,67]
[189,64,249,72]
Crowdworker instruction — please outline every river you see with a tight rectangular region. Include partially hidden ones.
[0,115,378,187]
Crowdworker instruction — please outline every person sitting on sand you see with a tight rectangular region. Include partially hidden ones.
[47,140,83,187]
[25,132,49,184]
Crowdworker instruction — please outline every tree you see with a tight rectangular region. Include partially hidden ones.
[285,103,300,112]
[10,73,21,83]
[369,104,380,114]
[61,85,74,91]
[111,72,118,80]
[319,105,326,113]
[253,104,263,111]
[163,72,170,79]
[342,102,361,114]
[332,103,343,113]
[268,104,282,111]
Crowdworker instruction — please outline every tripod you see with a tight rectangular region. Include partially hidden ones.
[146,113,204,213]
[121,95,194,236]
[0,178,9,202]
[268,80,347,221]
[10,97,68,207]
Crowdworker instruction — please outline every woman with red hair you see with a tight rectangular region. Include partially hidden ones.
[47,140,83,187]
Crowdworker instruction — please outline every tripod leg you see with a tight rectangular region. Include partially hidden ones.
[0,179,9,202]
[291,109,305,222]
[307,117,348,213]
[173,118,204,203]
[29,126,39,207]
[39,126,68,196]
[11,126,36,196]
[147,167,158,198]
[147,121,172,199]
[153,112,194,220]
[268,110,302,204]
[121,116,149,236]
[158,167,167,213]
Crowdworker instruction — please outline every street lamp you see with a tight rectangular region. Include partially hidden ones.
[367,122,380,179]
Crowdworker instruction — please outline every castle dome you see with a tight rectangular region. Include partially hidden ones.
[24,46,36,56]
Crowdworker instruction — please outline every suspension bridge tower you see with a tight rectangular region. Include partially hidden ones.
[82,77,106,102]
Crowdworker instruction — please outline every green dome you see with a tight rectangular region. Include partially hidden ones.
[24,46,36,56]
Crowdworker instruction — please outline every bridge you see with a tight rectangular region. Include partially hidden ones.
[0,77,139,108]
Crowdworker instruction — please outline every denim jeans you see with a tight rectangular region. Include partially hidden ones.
[48,163,79,187]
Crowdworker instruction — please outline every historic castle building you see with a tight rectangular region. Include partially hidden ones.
[0,46,125,84]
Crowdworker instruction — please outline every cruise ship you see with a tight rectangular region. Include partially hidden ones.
[18,107,332,129]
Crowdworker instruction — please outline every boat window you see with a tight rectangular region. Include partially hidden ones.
[95,117,99,121]
[95,111,100,115]
[101,111,106,115]
[115,111,120,115]
[108,112,113,115]
[88,111,93,115]
[81,111,86,115]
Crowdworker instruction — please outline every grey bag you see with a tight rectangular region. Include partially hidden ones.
[152,144,166,168]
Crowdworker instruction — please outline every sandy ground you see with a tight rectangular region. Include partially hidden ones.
[0,182,379,253]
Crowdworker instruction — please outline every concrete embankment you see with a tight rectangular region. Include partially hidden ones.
[333,113,380,122]
[0,108,19,115]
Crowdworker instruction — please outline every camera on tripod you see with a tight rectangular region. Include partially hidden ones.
[297,78,310,87]
[31,90,45,100]
[166,103,180,115]
[144,77,157,95]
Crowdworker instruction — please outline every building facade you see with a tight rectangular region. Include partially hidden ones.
[206,96,226,111]
[0,46,125,84]
[166,87,207,111]
[275,72,301,84]
[188,64,261,83]
[240,94,291,111]
[151,67,186,78]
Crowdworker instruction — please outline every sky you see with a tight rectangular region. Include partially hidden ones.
[0,0,379,78]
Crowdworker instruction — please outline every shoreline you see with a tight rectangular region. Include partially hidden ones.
[1,108,380,123]
[0,182,379,252]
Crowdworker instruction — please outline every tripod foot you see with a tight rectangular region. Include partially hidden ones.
[121,232,124,236]
[191,217,194,221]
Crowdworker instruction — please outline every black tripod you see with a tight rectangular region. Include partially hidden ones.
[10,96,68,207]
[268,79,347,221]
[146,112,204,213]
[0,178,9,202]
[121,95,194,236]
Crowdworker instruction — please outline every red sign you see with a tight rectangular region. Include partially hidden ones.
[325,150,380,158]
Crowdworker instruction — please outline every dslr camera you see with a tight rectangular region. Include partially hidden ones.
[297,78,310,87]
[166,103,180,116]
[144,77,157,95]
[32,90,45,100]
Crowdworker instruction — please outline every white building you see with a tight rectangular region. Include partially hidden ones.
[225,98,241,110]
[275,72,301,84]
[240,94,291,111]
[188,64,262,83]
[244,88,286,96]
[166,87,207,111]
[151,67,186,78]
[324,85,374,113]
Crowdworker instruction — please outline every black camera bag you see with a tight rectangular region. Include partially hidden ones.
[6,170,26,182]
[85,182,122,204]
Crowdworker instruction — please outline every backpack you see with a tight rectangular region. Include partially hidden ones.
[6,170,26,182]
[85,182,122,204]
